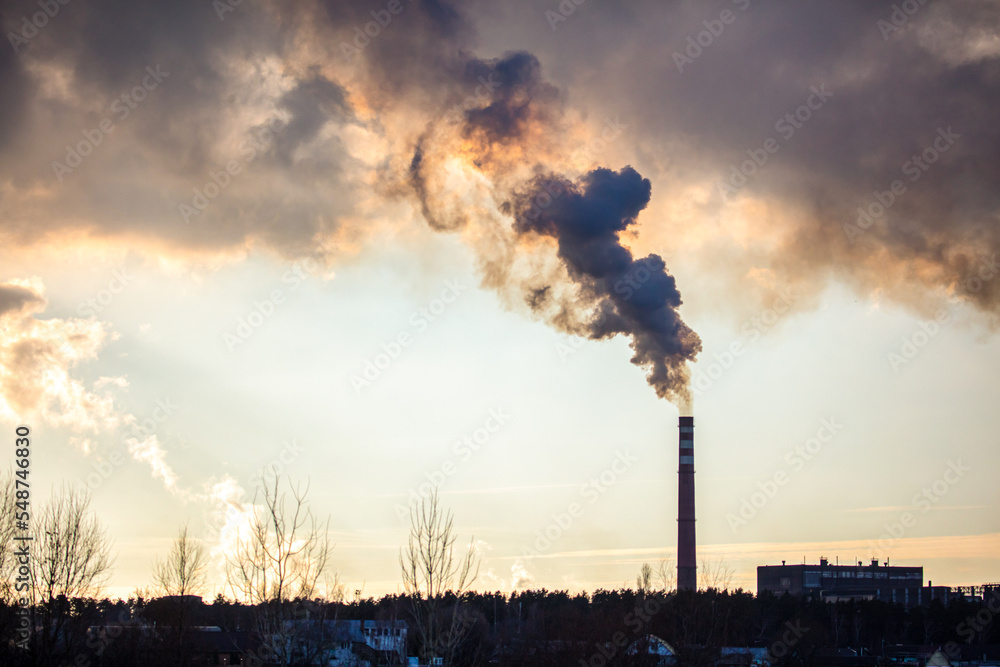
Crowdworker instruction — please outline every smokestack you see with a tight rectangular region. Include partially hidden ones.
[677,416,696,590]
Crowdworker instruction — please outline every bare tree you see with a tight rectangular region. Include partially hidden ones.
[153,524,208,598]
[225,473,333,666]
[152,524,209,665]
[30,483,114,662]
[699,555,735,591]
[656,557,677,593]
[636,562,653,595]
[400,489,480,666]
[637,558,676,595]
[0,469,18,603]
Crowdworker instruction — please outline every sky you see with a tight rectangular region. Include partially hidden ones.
[1,0,999,600]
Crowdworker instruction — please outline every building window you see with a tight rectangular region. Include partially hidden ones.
[780,578,791,588]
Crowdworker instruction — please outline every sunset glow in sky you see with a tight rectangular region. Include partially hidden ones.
[1,0,999,600]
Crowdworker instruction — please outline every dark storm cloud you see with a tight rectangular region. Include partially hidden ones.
[0,0,366,259]
[2,0,998,328]
[0,20,32,152]
[2,0,277,155]
[511,167,701,403]
[705,1,1000,309]
[0,283,44,318]
[271,70,353,165]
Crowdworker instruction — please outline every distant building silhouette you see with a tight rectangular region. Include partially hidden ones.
[757,557,954,606]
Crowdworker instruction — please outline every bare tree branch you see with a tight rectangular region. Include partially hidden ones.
[29,484,114,661]
[224,472,333,666]
[400,488,480,666]
[152,523,208,598]
[152,523,209,665]
[699,555,735,591]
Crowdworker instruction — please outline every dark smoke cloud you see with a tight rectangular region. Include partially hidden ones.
[406,50,562,229]
[316,0,476,105]
[509,167,701,405]
[407,137,446,230]
[461,0,1000,317]
[462,51,560,146]
[403,45,700,404]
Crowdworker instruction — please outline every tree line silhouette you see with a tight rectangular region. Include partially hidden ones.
[2,471,997,666]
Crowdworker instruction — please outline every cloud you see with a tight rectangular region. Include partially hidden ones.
[0,277,186,491]
[2,0,999,392]
[0,279,121,432]
[0,282,45,317]
[0,0,365,262]
[126,434,178,490]
[204,475,255,571]
[511,559,534,590]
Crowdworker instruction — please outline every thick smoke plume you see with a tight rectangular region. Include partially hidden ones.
[405,50,701,404]
[510,167,701,406]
